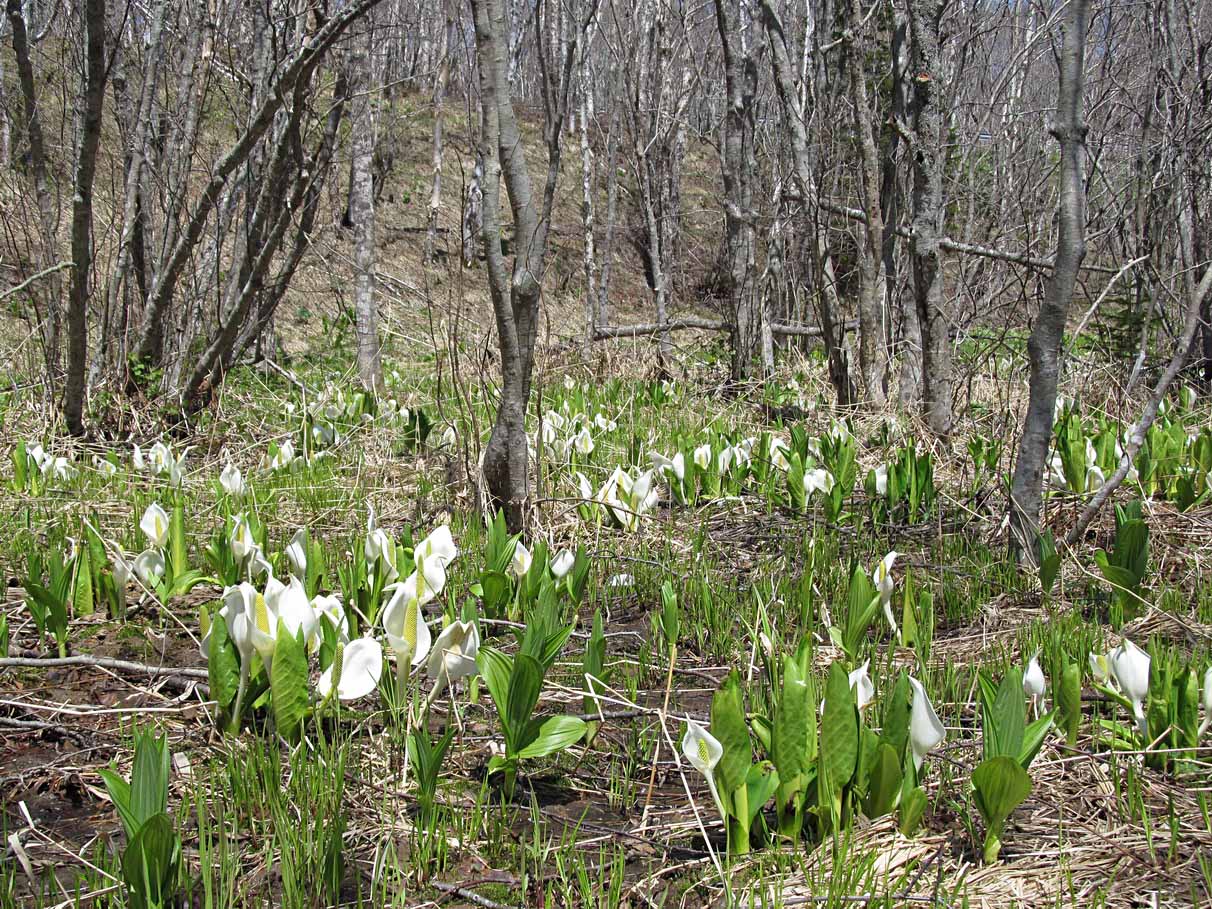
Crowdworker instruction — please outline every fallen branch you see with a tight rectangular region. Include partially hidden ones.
[594,319,857,340]
[1064,259,1212,547]
[0,654,209,681]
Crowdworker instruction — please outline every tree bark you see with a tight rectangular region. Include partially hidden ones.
[472,0,588,529]
[845,0,888,404]
[761,0,856,405]
[424,0,453,265]
[350,37,383,393]
[6,0,61,372]
[1007,0,1091,560]
[63,0,108,435]
[715,0,771,382]
[906,0,953,436]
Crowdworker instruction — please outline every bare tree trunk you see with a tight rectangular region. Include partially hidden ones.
[845,0,888,404]
[471,0,587,530]
[133,0,387,371]
[596,82,621,332]
[761,0,856,405]
[1007,0,1091,560]
[63,0,107,435]
[7,0,61,371]
[883,9,919,405]
[906,0,952,436]
[715,0,771,382]
[424,0,453,265]
[462,160,483,268]
[350,37,383,393]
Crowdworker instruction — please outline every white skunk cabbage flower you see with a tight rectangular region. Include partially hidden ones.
[427,620,480,683]
[551,550,575,579]
[140,504,170,549]
[803,468,834,498]
[317,637,383,701]
[908,676,945,771]
[849,660,875,711]
[220,463,245,497]
[1023,651,1047,719]
[872,551,899,640]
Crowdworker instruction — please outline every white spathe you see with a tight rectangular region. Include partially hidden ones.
[140,504,170,549]
[317,637,383,701]
[908,676,945,771]
[382,584,432,668]
[427,620,480,682]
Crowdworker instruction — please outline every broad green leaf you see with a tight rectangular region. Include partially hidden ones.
[122,812,179,909]
[880,672,912,759]
[477,647,513,720]
[206,612,241,716]
[972,755,1032,835]
[169,502,187,583]
[515,715,587,760]
[74,546,95,616]
[743,762,780,825]
[863,743,902,819]
[99,769,137,840]
[820,662,859,788]
[1057,662,1082,746]
[1018,712,1055,768]
[1038,531,1060,595]
[270,621,310,743]
[711,671,752,796]
[898,785,927,835]
[130,730,169,830]
[506,654,544,754]
[772,656,809,784]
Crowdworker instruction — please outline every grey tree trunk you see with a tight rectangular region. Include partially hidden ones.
[424,1,453,265]
[906,0,953,436]
[844,0,888,405]
[760,0,856,405]
[63,0,107,435]
[715,0,771,382]
[471,0,585,530]
[6,0,62,373]
[1007,0,1091,559]
[133,0,387,371]
[350,38,383,393]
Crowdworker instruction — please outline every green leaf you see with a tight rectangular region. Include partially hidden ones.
[129,730,169,830]
[74,545,95,616]
[506,654,544,754]
[515,715,587,760]
[820,662,859,788]
[477,647,513,722]
[972,755,1032,837]
[1057,662,1082,746]
[99,769,137,840]
[898,785,927,835]
[270,621,310,743]
[169,501,188,584]
[771,655,810,800]
[743,762,780,826]
[1018,712,1055,769]
[711,671,752,797]
[980,669,1025,761]
[863,743,903,819]
[880,672,912,760]
[206,612,242,716]
[121,811,179,909]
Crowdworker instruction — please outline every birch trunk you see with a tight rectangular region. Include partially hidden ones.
[350,39,383,392]
[1007,0,1091,560]
[906,0,952,436]
[715,0,771,382]
[844,0,888,404]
